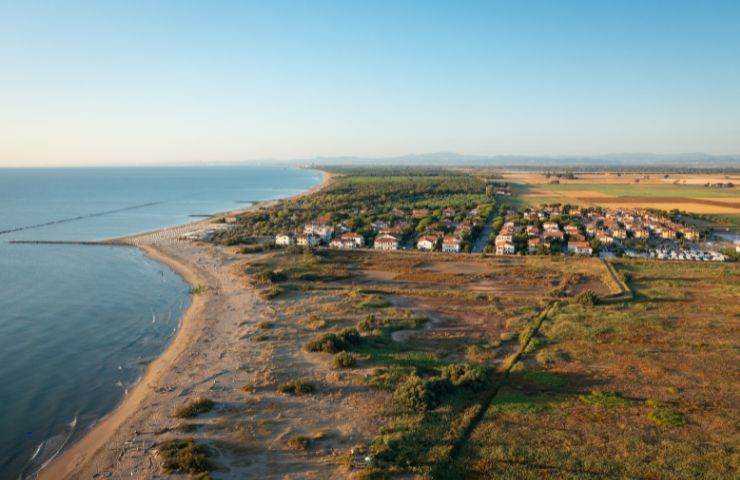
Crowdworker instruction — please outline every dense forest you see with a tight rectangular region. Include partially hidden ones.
[217,168,491,245]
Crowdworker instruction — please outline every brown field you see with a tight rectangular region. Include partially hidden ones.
[502,172,740,186]
[499,172,740,214]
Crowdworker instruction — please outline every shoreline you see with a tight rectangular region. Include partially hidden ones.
[38,169,331,479]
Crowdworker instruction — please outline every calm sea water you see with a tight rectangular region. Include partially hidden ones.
[0,166,321,479]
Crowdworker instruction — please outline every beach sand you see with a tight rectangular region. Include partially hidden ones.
[38,171,346,479]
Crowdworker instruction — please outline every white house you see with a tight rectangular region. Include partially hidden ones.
[442,236,462,253]
[567,241,593,255]
[417,235,439,251]
[303,223,334,242]
[330,237,358,249]
[275,233,294,246]
[374,234,399,250]
[340,232,364,248]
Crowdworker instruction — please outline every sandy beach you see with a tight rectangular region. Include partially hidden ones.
[38,170,342,479]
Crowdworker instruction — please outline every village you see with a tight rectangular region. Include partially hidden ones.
[272,201,730,262]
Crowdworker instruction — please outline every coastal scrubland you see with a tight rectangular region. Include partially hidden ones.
[234,246,738,479]
[239,248,618,478]
[206,168,738,478]
[50,168,736,480]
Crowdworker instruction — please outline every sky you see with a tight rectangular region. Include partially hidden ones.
[1,0,739,167]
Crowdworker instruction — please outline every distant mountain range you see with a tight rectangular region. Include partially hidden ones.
[291,152,740,168]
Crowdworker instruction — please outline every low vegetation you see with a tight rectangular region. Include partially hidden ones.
[278,378,317,396]
[157,438,211,474]
[333,351,356,369]
[304,328,361,353]
[174,397,214,419]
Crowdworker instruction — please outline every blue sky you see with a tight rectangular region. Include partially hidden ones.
[1,1,739,166]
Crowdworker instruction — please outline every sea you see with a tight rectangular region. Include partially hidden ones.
[0,166,322,479]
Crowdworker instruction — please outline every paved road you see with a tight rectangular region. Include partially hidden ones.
[472,212,496,253]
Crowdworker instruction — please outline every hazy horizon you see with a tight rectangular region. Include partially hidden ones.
[2,1,739,167]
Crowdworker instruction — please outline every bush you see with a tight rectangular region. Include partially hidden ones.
[252,269,287,285]
[305,328,361,353]
[174,397,214,418]
[393,375,434,412]
[261,285,285,300]
[579,390,631,409]
[286,435,311,450]
[333,351,356,369]
[157,438,211,474]
[438,363,487,390]
[357,314,427,333]
[368,366,412,391]
[576,289,600,306]
[647,400,687,427]
[278,378,317,396]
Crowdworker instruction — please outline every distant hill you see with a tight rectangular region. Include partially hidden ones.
[293,152,740,169]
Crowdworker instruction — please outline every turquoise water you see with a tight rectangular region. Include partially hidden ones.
[0,166,321,478]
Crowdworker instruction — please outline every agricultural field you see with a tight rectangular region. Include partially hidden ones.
[501,172,740,220]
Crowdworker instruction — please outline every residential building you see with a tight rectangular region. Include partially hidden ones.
[567,241,593,255]
[374,234,399,251]
[442,236,462,253]
[275,233,294,246]
[417,235,439,251]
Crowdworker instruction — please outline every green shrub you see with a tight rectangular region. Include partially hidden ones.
[157,438,211,474]
[647,400,687,427]
[278,378,317,396]
[438,363,487,390]
[358,314,427,333]
[174,397,214,418]
[304,328,361,353]
[368,366,412,390]
[393,375,434,412]
[576,289,600,306]
[579,390,631,409]
[333,351,356,369]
